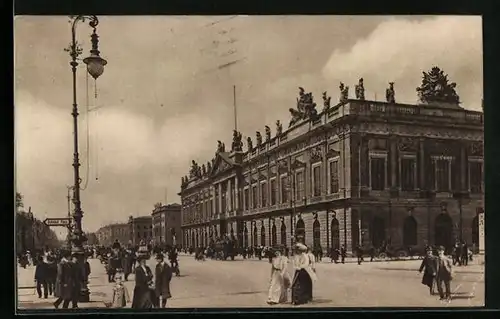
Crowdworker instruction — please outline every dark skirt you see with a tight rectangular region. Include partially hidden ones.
[131,287,154,309]
[291,269,312,305]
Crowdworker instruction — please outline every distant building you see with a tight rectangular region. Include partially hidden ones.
[128,216,153,246]
[151,203,182,247]
[95,223,129,247]
[179,80,483,254]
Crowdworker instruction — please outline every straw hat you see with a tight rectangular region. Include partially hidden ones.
[294,243,307,252]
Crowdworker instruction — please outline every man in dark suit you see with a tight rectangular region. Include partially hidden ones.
[70,253,85,309]
[53,251,74,309]
[436,246,454,302]
[154,253,172,308]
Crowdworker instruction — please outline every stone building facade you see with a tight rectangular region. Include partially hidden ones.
[128,216,153,246]
[95,223,129,247]
[152,203,182,246]
[179,87,483,254]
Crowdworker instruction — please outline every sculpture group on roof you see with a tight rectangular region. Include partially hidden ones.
[288,87,319,127]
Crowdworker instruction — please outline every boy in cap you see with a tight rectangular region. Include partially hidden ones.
[435,246,453,302]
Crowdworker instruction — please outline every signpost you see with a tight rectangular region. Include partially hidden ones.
[43,218,72,227]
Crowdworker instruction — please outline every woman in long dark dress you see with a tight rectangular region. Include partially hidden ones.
[131,255,154,309]
[419,248,437,295]
[291,243,316,305]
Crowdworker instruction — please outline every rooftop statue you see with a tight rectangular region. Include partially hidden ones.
[256,131,263,146]
[247,136,253,151]
[322,91,331,111]
[289,87,318,127]
[275,120,283,136]
[386,82,396,103]
[231,130,243,152]
[339,82,349,103]
[217,140,226,153]
[355,78,365,101]
[265,125,271,141]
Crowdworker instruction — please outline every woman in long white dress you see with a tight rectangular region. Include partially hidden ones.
[267,248,290,305]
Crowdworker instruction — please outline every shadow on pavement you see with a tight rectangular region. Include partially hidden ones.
[230,291,266,296]
[310,298,333,304]
[451,295,474,300]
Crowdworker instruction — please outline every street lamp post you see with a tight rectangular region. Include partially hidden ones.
[65,15,107,302]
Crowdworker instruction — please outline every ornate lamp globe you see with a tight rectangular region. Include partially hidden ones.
[83,29,107,80]
[83,54,107,79]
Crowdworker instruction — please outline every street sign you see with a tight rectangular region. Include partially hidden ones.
[43,218,72,227]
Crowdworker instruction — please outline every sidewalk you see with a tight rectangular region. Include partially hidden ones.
[17,259,111,309]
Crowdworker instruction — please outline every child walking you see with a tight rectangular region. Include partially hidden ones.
[108,273,131,308]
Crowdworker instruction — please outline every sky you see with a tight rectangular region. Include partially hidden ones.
[14,15,483,236]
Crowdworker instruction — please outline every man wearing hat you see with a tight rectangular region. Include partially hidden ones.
[154,253,173,308]
[53,250,74,309]
[435,246,454,302]
[419,247,437,295]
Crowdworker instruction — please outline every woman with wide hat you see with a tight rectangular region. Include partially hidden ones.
[290,243,317,305]
[131,253,154,309]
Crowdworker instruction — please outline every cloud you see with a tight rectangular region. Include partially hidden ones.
[322,16,483,110]
[14,90,221,233]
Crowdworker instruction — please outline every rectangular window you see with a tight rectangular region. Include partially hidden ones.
[215,192,219,214]
[400,157,416,191]
[370,157,386,191]
[221,184,227,213]
[469,161,483,193]
[230,183,235,211]
[280,175,288,203]
[270,179,277,205]
[435,159,450,192]
[312,165,322,197]
[244,188,249,210]
[252,185,258,208]
[296,171,305,200]
[329,160,339,194]
[261,182,267,207]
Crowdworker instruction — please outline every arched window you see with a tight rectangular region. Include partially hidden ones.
[271,224,277,246]
[253,225,258,247]
[403,216,417,246]
[313,219,321,248]
[191,232,195,247]
[331,218,340,249]
[435,214,453,250]
[204,231,208,247]
[260,225,266,246]
[296,218,305,243]
[230,227,235,240]
[195,232,199,247]
[244,226,249,247]
[371,216,386,248]
[471,216,479,246]
[281,222,287,246]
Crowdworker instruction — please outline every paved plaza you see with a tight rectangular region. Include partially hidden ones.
[17,255,485,309]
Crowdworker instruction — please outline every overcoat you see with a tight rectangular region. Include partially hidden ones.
[131,264,154,309]
[419,255,437,288]
[54,261,75,300]
[154,262,173,299]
